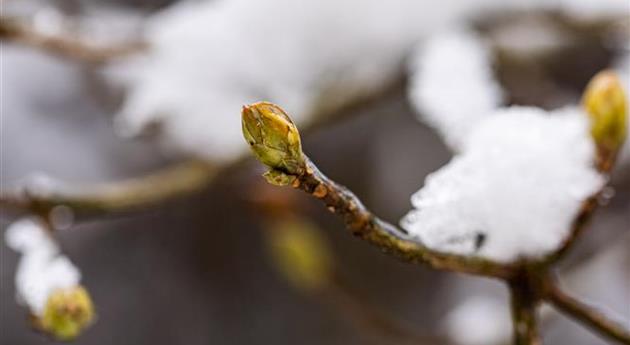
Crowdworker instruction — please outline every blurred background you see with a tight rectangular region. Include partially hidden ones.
[1,0,629,344]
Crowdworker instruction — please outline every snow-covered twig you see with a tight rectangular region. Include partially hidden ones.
[241,83,627,343]
[0,16,144,64]
[404,26,628,342]
[5,218,95,340]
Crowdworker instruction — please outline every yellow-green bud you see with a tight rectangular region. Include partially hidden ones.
[583,71,627,161]
[37,285,95,341]
[267,219,333,292]
[242,102,305,174]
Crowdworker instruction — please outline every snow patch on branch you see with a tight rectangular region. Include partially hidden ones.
[401,107,605,262]
[5,218,80,316]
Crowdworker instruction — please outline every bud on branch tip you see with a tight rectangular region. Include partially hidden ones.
[242,102,305,176]
[583,71,627,164]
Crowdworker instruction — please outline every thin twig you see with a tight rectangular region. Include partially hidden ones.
[0,16,145,64]
[0,160,217,221]
[288,157,516,279]
[544,281,630,345]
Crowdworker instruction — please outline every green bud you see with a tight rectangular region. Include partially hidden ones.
[37,285,95,341]
[583,71,627,161]
[242,102,305,174]
[267,218,333,292]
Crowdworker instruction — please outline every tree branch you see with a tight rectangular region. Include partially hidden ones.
[0,16,145,64]
[0,160,217,222]
[544,281,630,345]
[282,157,516,278]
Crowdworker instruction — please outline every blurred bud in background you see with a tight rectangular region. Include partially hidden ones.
[265,217,334,292]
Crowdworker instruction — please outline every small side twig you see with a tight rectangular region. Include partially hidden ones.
[0,16,145,64]
[544,281,630,345]
[0,160,217,222]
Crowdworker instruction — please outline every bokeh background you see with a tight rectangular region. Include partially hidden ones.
[1,1,629,344]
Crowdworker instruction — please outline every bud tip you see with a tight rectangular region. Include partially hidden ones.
[241,102,305,175]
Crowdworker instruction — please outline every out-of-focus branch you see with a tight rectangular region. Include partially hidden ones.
[0,70,404,226]
[0,16,145,64]
[0,160,217,222]
[544,281,630,345]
